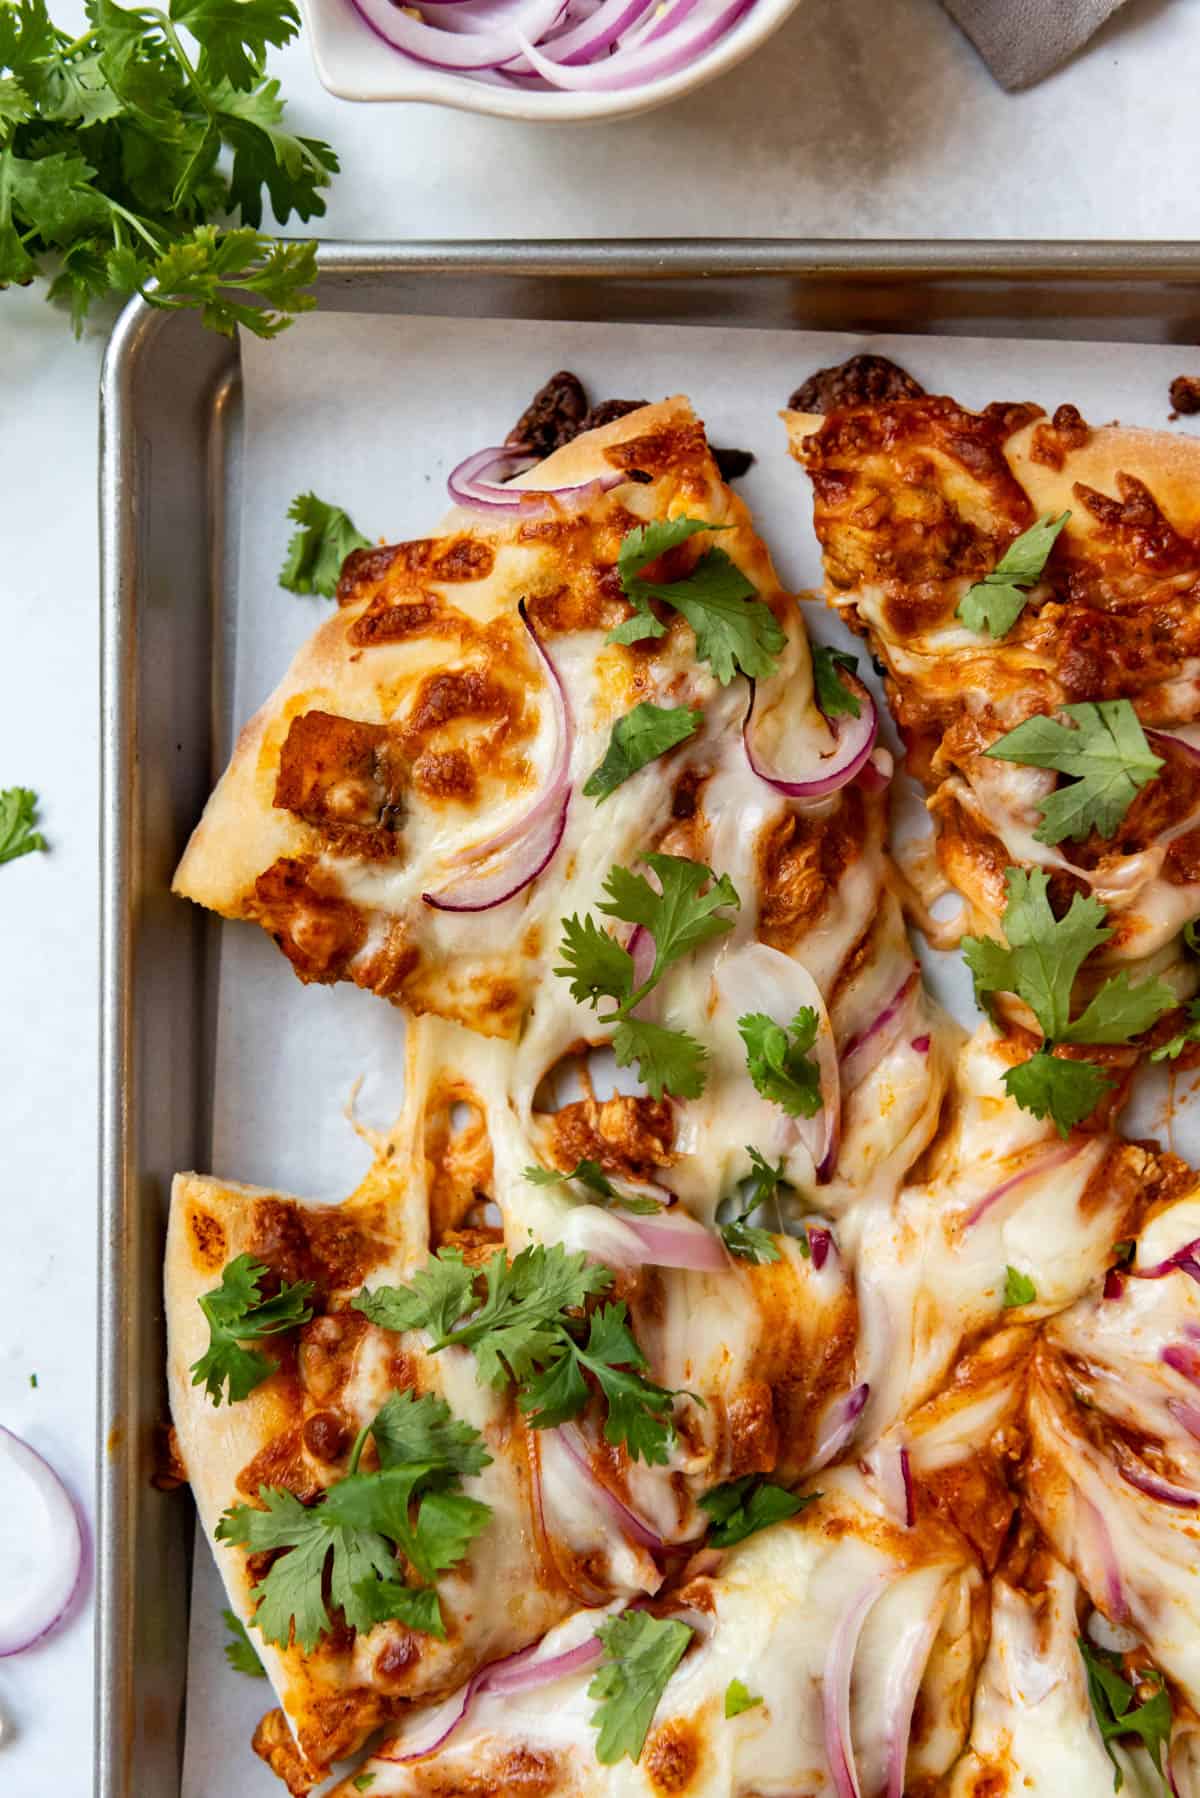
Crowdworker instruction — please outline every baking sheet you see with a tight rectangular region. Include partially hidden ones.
[184,309,1200,1795]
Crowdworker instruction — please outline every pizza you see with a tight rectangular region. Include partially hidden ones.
[165,382,1200,1796]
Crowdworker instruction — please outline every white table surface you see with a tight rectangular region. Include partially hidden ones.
[3,0,1200,1788]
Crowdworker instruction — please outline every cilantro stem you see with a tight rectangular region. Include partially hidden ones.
[347,1422,371,1475]
[57,28,97,54]
[153,10,213,104]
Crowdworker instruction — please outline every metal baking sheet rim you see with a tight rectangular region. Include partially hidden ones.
[96,237,1200,1798]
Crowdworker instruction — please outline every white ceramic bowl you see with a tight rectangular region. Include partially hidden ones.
[298,0,804,122]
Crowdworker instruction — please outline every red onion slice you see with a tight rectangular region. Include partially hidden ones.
[723,943,841,1183]
[351,0,565,68]
[805,1383,869,1476]
[0,1428,85,1657]
[858,747,894,793]
[1113,1442,1200,1510]
[553,1423,666,1551]
[962,1136,1091,1229]
[447,442,626,514]
[883,1593,945,1798]
[1162,1342,1200,1384]
[900,1448,914,1529]
[839,967,920,1093]
[1082,1496,1129,1625]
[380,1625,607,1762]
[808,1224,832,1270]
[823,1574,891,1798]
[910,1034,931,1054]
[1136,1237,1200,1285]
[562,1201,726,1272]
[1167,1397,1200,1442]
[742,670,878,803]
[516,0,754,92]
[422,603,570,912]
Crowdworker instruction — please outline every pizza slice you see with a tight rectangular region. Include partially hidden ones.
[329,1465,985,1797]
[174,398,794,1039]
[786,394,1200,1041]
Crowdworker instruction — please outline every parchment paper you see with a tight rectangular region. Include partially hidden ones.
[183,310,1200,1795]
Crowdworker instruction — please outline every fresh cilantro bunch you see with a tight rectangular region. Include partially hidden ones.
[738,1009,822,1117]
[354,1243,683,1465]
[0,0,336,335]
[717,1147,785,1264]
[216,1389,492,1651]
[524,1158,660,1216]
[963,868,1175,1135]
[698,1475,814,1547]
[609,516,785,685]
[556,853,740,1101]
[1077,1637,1172,1790]
[583,701,701,802]
[0,785,46,864]
[279,491,370,598]
[957,512,1069,637]
[985,699,1163,846]
[588,1610,693,1764]
[190,1252,314,1406]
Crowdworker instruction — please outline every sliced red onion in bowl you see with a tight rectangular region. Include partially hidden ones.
[743,670,878,803]
[962,1135,1091,1230]
[0,1428,85,1657]
[823,1574,891,1798]
[351,0,566,70]
[422,602,570,913]
[515,0,754,89]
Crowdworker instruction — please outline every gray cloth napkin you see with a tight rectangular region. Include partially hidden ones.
[940,0,1130,89]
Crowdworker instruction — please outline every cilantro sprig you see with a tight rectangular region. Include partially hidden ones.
[699,1475,815,1547]
[588,1610,694,1764]
[0,786,46,864]
[354,1244,683,1465]
[718,1148,784,1265]
[222,1608,266,1677]
[738,1009,822,1118]
[1078,1637,1172,1791]
[583,702,701,802]
[0,0,335,336]
[524,1159,660,1216]
[811,644,861,719]
[279,492,370,599]
[190,1253,314,1406]
[985,700,1163,846]
[963,869,1175,1135]
[1150,998,1200,1062]
[216,1390,492,1652]
[556,853,740,1101]
[957,512,1069,637]
[609,517,785,685]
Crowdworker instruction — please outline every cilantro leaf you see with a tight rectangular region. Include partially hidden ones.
[724,1679,763,1718]
[738,1009,822,1118]
[168,0,300,90]
[279,491,371,598]
[612,516,784,684]
[699,1475,815,1547]
[583,703,701,802]
[0,787,47,865]
[985,701,1163,846]
[963,869,1174,1132]
[811,644,861,719]
[718,1148,784,1265]
[1150,999,1200,1062]
[1003,1049,1113,1138]
[611,1017,709,1103]
[356,1249,678,1465]
[556,854,739,1100]
[215,1392,491,1650]
[524,1159,660,1215]
[588,1611,694,1765]
[1002,1265,1037,1308]
[222,1607,266,1677]
[190,1253,313,1406]
[1078,1637,1172,1790]
[352,1777,376,1793]
[957,512,1070,637]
